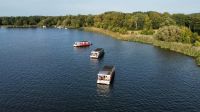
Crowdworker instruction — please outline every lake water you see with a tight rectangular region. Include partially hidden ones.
[0,28,200,112]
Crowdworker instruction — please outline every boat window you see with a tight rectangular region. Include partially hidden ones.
[99,76,104,80]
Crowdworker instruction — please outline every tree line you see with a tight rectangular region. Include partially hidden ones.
[0,11,200,34]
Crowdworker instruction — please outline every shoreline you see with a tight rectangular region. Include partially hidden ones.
[0,25,78,29]
[83,27,200,66]
[1,26,199,66]
[1,25,38,28]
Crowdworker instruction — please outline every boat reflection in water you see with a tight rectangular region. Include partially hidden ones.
[73,47,90,53]
[90,57,103,63]
[90,58,99,65]
[96,84,112,97]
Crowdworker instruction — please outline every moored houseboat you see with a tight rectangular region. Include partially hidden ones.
[97,66,115,85]
[90,48,104,59]
[73,41,92,47]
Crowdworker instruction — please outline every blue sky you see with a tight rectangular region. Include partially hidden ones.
[0,0,200,16]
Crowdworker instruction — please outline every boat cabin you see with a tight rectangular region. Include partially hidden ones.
[90,48,104,59]
[97,66,115,85]
[73,41,92,47]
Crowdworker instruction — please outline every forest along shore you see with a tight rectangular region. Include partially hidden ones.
[83,27,200,66]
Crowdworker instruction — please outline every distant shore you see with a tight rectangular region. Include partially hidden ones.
[0,25,79,29]
[1,25,38,28]
[83,27,200,66]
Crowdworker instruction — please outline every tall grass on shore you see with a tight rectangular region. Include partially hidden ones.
[83,27,200,66]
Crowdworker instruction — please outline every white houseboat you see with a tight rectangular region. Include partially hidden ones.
[90,48,104,59]
[42,26,46,28]
[97,66,115,85]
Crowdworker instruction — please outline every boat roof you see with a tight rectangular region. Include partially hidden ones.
[80,41,89,42]
[98,66,114,76]
[94,48,103,51]
[98,71,110,76]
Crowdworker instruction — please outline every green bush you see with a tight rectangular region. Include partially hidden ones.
[111,27,120,32]
[191,33,200,43]
[141,29,155,35]
[180,26,193,43]
[118,28,127,34]
[154,25,193,43]
[194,41,200,46]
[108,26,113,31]
[154,26,181,42]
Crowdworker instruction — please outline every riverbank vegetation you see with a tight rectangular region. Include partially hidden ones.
[83,27,200,66]
[0,11,200,65]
